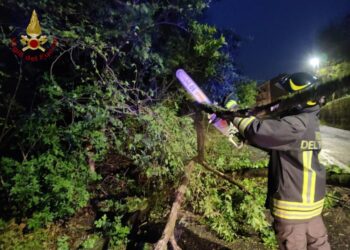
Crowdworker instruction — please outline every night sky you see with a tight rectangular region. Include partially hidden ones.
[205,0,350,81]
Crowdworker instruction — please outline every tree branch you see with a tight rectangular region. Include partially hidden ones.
[170,233,182,250]
[154,160,195,250]
[195,111,205,162]
[197,161,252,195]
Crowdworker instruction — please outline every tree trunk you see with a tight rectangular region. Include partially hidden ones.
[195,111,205,162]
[154,160,195,250]
[154,111,206,249]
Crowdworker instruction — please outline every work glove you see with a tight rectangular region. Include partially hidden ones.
[194,102,247,148]
[193,102,237,122]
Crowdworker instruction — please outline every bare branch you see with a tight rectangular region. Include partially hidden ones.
[154,160,195,250]
[170,234,182,250]
[50,45,78,82]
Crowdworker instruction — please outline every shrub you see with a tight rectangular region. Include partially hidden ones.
[320,95,350,130]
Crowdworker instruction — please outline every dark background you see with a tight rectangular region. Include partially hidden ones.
[205,0,350,80]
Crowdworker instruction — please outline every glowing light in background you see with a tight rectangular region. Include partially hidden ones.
[309,57,320,70]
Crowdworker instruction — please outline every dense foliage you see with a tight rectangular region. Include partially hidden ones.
[0,1,273,249]
[189,130,274,246]
[318,61,350,82]
[235,80,258,108]
[320,95,350,130]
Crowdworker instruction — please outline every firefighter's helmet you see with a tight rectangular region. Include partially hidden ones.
[225,99,238,110]
[223,93,239,110]
[277,72,318,93]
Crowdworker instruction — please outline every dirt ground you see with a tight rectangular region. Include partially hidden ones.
[323,186,350,250]
[324,207,350,250]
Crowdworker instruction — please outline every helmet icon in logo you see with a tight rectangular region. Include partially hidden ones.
[20,10,48,52]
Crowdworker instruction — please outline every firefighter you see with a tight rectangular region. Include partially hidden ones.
[223,73,330,249]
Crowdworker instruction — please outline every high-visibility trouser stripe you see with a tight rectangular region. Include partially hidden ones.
[302,151,316,203]
[238,116,255,135]
[273,199,324,211]
[272,206,323,220]
[273,198,324,207]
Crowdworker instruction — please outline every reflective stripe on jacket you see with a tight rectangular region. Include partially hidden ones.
[233,105,326,222]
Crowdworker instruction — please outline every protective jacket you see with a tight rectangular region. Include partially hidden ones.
[233,105,326,222]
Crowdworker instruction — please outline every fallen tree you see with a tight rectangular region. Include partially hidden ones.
[154,112,250,249]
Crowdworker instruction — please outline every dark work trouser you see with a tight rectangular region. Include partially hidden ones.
[273,216,331,250]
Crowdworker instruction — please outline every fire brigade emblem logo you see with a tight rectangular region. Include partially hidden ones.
[10,10,58,61]
[21,10,47,52]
